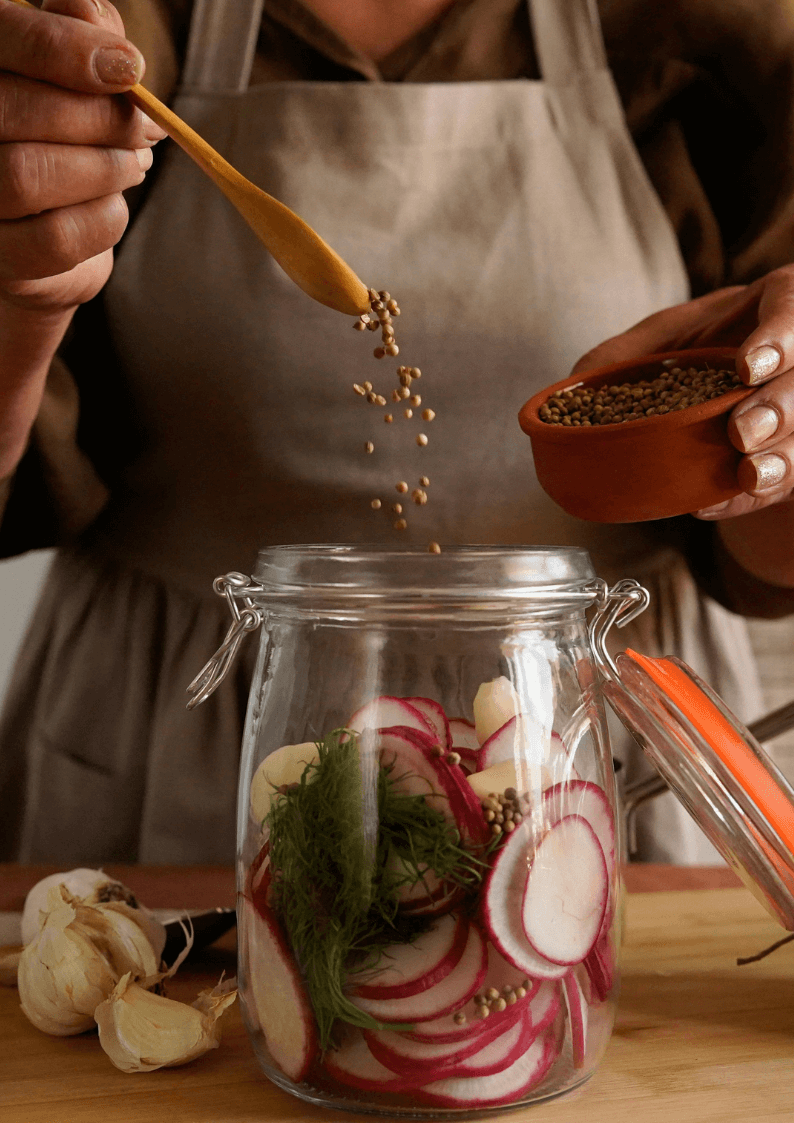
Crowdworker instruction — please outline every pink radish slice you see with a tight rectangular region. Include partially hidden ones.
[377,728,452,823]
[405,697,451,749]
[563,971,588,1068]
[584,935,615,1001]
[364,1006,522,1077]
[240,896,317,1082]
[522,815,608,967]
[480,714,544,770]
[542,781,615,871]
[394,863,443,906]
[325,1033,431,1092]
[382,725,490,845]
[400,885,464,917]
[440,1012,534,1079]
[353,914,468,1000]
[482,821,569,980]
[349,696,436,741]
[449,718,480,752]
[407,943,540,1044]
[417,1025,560,1108]
[527,980,562,1034]
[351,922,487,1023]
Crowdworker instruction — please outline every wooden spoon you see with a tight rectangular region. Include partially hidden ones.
[12,0,371,316]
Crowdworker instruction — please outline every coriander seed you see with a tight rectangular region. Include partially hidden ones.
[396,481,408,493]
[384,413,393,423]
[394,518,407,530]
[422,408,435,421]
[416,433,428,446]
[373,346,386,359]
[428,542,441,554]
[404,408,413,419]
[420,476,430,486]
[370,499,382,510]
[365,441,374,454]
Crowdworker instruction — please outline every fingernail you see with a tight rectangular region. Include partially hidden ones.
[94,45,144,87]
[135,148,153,172]
[733,405,779,451]
[696,501,730,518]
[142,120,166,144]
[747,452,787,491]
[746,345,782,384]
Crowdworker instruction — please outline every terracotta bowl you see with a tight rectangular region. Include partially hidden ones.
[518,348,754,523]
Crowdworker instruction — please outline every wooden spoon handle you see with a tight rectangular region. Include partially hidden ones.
[8,0,371,316]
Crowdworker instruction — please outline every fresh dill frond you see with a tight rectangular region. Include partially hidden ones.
[265,728,488,1051]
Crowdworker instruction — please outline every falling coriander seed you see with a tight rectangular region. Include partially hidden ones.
[404,408,413,419]
[410,394,421,406]
[416,433,428,447]
[420,476,430,487]
[396,481,408,493]
[370,499,382,509]
[374,347,386,359]
[422,408,435,422]
[384,413,393,423]
[392,503,403,514]
[429,541,441,554]
[353,383,366,396]
[365,441,374,454]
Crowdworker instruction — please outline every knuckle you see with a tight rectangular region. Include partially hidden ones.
[0,143,40,215]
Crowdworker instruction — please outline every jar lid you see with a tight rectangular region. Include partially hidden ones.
[604,648,794,928]
[589,579,794,928]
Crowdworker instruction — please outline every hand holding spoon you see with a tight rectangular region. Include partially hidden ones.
[11,0,371,316]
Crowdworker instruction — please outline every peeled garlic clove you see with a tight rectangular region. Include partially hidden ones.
[0,945,22,987]
[473,676,520,744]
[95,973,237,1072]
[250,742,319,825]
[19,887,118,1035]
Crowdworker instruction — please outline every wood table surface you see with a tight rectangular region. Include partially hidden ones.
[2,864,793,1123]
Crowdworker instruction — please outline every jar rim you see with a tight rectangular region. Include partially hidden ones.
[251,544,598,603]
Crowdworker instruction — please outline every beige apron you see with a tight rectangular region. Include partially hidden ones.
[0,0,764,863]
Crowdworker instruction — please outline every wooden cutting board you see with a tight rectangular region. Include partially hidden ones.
[2,886,793,1122]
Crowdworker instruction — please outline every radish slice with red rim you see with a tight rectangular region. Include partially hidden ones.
[405,697,451,749]
[449,718,480,752]
[325,1033,431,1092]
[542,780,614,870]
[352,913,468,1000]
[521,815,608,967]
[351,922,487,1023]
[349,696,436,740]
[417,1025,560,1107]
[440,1011,534,1079]
[240,896,317,1083]
[563,971,588,1068]
[482,821,569,980]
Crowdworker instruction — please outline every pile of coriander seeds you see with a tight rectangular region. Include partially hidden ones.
[353,288,440,553]
[539,358,742,427]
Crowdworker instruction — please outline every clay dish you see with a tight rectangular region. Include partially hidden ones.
[518,348,754,523]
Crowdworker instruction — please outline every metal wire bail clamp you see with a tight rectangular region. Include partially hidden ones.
[186,572,264,709]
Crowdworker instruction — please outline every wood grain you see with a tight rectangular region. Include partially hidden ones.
[1,871,791,1121]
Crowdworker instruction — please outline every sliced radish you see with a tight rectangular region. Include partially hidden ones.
[400,884,464,917]
[364,1009,521,1077]
[583,934,615,1001]
[352,914,468,1000]
[481,714,542,769]
[351,922,487,1023]
[407,942,540,1044]
[482,821,569,980]
[522,815,607,967]
[377,728,452,822]
[240,896,316,1082]
[249,741,320,825]
[325,1033,429,1092]
[405,697,450,749]
[417,1025,560,1107]
[449,718,480,752]
[542,781,615,872]
[563,971,588,1068]
[388,854,444,907]
[441,1011,534,1079]
[527,980,562,1034]
[349,696,436,740]
[381,725,489,845]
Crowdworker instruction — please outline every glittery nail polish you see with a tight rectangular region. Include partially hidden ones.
[748,453,788,491]
[745,345,782,384]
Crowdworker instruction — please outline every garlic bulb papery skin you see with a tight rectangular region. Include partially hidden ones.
[95,974,237,1073]
[18,887,120,1035]
[18,886,162,1036]
[21,868,166,960]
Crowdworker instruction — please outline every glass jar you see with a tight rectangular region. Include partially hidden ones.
[192,544,629,1116]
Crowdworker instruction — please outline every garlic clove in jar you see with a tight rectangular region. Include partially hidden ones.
[21,868,166,960]
[18,887,120,1035]
[473,676,521,744]
[250,742,320,826]
[95,973,237,1072]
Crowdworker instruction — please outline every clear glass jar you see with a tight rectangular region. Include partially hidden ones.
[215,544,622,1117]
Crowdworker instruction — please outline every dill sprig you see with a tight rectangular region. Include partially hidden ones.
[266,728,488,1050]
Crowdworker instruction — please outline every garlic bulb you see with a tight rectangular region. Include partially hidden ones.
[18,885,161,1036]
[95,973,237,1072]
[21,868,166,959]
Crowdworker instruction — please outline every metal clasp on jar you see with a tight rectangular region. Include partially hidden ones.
[186,572,264,709]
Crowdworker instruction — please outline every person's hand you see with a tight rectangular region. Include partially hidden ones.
[0,0,166,314]
[571,266,794,520]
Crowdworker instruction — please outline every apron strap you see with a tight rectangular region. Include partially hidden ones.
[529,0,608,86]
[181,0,265,93]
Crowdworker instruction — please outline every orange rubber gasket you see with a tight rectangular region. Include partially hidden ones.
[624,649,794,858]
